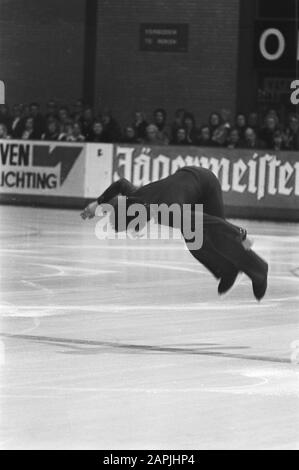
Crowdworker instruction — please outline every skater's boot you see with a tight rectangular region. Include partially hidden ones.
[241,249,268,301]
[218,269,239,295]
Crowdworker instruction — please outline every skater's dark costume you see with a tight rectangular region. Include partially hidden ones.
[96,166,268,299]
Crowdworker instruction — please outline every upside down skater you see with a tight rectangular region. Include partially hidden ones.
[81,166,268,300]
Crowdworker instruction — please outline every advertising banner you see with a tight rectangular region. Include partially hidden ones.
[0,140,86,204]
[112,144,299,219]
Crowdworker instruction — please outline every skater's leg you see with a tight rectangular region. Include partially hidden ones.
[201,213,268,299]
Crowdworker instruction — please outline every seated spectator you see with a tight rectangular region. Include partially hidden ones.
[209,112,222,145]
[183,112,197,144]
[0,123,11,139]
[41,118,60,141]
[212,110,231,146]
[58,106,71,132]
[122,126,138,144]
[271,130,286,151]
[235,113,247,140]
[247,111,259,132]
[29,102,45,138]
[283,114,299,150]
[170,127,189,145]
[46,100,58,120]
[21,117,39,140]
[90,120,106,142]
[102,109,122,142]
[22,104,30,119]
[59,121,84,142]
[197,125,213,147]
[0,104,11,129]
[58,121,73,141]
[226,128,242,149]
[259,115,277,149]
[80,106,94,140]
[10,104,24,138]
[267,108,280,125]
[72,122,85,142]
[143,124,168,145]
[72,99,84,122]
[220,108,232,128]
[243,127,265,149]
[153,108,170,143]
[171,108,186,140]
[133,111,148,141]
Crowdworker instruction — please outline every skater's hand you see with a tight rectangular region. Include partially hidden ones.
[80,201,98,220]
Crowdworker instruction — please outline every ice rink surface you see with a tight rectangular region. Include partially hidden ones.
[0,205,298,449]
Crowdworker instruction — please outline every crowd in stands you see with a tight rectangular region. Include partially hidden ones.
[0,100,299,151]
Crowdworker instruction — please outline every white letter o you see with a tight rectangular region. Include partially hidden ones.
[259,28,285,61]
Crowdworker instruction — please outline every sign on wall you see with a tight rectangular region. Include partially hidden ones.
[255,20,298,69]
[0,140,85,197]
[140,23,189,52]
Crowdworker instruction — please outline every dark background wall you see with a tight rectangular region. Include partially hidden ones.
[0,0,85,108]
[0,0,241,125]
[95,0,240,126]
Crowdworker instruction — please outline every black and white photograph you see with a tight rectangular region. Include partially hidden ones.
[0,0,298,452]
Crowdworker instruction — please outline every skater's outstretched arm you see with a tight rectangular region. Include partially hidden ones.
[97,178,137,205]
[81,178,137,219]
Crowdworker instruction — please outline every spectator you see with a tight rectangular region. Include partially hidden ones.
[58,106,71,131]
[209,112,222,145]
[10,104,24,138]
[80,106,94,140]
[226,128,242,149]
[122,126,138,144]
[0,104,11,129]
[21,117,39,140]
[46,100,58,120]
[243,127,264,150]
[271,130,286,151]
[153,108,170,143]
[220,108,232,128]
[29,102,45,138]
[259,115,277,149]
[171,108,185,140]
[212,110,231,146]
[72,99,84,122]
[183,112,197,144]
[22,104,30,119]
[102,109,122,142]
[90,120,106,143]
[72,122,85,142]
[170,127,189,145]
[267,108,280,125]
[143,124,168,145]
[247,111,259,132]
[58,121,73,141]
[197,125,213,147]
[133,111,148,141]
[0,123,11,139]
[235,113,247,140]
[41,118,60,141]
[283,114,299,150]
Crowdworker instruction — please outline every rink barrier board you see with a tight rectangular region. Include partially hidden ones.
[0,140,298,221]
[0,193,297,221]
